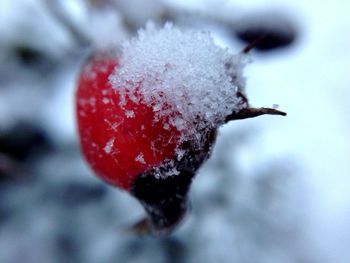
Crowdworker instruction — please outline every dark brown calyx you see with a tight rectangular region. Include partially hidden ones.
[130,163,193,235]
[225,107,286,123]
[227,90,286,122]
[130,129,217,235]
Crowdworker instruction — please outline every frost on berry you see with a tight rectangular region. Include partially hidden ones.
[109,23,248,153]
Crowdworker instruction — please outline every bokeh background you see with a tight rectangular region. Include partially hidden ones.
[1,0,349,262]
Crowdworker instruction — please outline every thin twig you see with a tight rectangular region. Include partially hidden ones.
[241,34,267,54]
[43,0,91,48]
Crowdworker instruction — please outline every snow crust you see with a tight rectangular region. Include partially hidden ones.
[110,23,247,136]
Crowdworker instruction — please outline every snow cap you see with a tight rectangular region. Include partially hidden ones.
[110,23,247,138]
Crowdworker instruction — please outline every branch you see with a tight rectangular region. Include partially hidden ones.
[241,34,267,53]
[43,0,91,48]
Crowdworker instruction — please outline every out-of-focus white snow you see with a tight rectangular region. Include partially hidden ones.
[0,0,74,58]
[58,0,128,49]
[232,1,350,262]
[113,0,167,28]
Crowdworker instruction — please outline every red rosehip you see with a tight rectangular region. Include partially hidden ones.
[76,53,218,233]
[76,25,286,235]
[76,54,183,191]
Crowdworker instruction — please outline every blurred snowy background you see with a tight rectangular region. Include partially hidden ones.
[0,0,349,262]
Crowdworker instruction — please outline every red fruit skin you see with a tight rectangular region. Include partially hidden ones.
[76,54,180,191]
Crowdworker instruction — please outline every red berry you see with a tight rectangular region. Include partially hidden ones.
[75,25,286,234]
[76,53,182,190]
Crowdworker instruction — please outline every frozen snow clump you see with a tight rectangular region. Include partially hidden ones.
[109,23,247,136]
